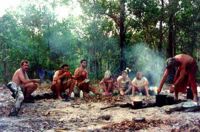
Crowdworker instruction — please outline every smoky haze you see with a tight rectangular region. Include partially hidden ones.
[126,43,165,86]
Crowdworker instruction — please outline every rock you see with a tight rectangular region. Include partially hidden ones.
[98,115,111,121]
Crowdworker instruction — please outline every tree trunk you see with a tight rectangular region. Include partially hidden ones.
[119,0,126,71]
[158,0,164,51]
[2,42,9,83]
[167,14,175,57]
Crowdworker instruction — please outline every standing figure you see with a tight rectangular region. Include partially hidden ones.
[157,54,198,102]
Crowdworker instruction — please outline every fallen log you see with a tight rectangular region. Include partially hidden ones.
[165,101,200,114]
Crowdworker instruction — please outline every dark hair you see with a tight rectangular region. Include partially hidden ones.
[166,58,178,68]
[60,64,69,69]
[80,59,87,64]
[20,60,29,66]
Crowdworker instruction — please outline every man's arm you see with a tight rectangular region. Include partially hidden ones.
[132,78,137,87]
[173,68,186,87]
[53,71,66,81]
[74,68,80,80]
[157,69,169,94]
[18,71,38,84]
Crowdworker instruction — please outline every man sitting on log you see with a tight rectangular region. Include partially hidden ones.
[7,60,40,116]
[51,64,75,100]
[157,54,198,102]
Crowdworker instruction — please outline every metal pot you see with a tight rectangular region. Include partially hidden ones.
[166,95,175,105]
[133,100,143,108]
[156,94,167,106]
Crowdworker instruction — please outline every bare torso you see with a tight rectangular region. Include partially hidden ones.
[74,67,88,83]
[174,54,194,68]
[12,68,27,86]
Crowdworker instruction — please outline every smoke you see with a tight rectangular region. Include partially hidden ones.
[125,43,165,86]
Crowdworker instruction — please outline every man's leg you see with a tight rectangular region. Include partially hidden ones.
[102,83,109,95]
[174,91,179,101]
[23,82,38,99]
[78,83,90,98]
[125,85,132,95]
[144,85,150,96]
[67,79,76,97]
[119,87,125,95]
[9,87,24,116]
[106,82,113,95]
[51,80,62,99]
[62,79,76,101]
[132,86,137,96]
[189,74,198,102]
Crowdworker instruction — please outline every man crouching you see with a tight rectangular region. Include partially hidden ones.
[7,60,40,116]
[51,64,76,100]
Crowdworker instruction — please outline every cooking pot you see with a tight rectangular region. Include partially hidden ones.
[133,100,143,108]
[156,94,167,106]
[166,95,175,105]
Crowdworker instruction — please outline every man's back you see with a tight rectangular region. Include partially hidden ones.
[12,69,23,86]
[175,54,194,65]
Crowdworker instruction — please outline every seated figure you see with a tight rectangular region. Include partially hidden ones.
[132,72,150,96]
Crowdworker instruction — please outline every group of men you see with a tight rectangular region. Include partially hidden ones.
[51,59,99,100]
[6,54,199,116]
[99,70,150,97]
[7,59,96,116]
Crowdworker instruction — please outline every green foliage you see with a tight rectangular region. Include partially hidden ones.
[0,0,200,82]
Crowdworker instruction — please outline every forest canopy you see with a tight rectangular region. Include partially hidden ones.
[0,0,200,84]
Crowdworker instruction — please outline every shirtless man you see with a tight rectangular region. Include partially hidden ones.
[117,70,132,96]
[157,54,198,102]
[74,59,99,97]
[51,64,75,100]
[7,60,40,116]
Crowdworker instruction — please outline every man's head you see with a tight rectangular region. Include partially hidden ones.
[121,70,128,79]
[136,72,143,80]
[60,64,69,72]
[20,60,29,71]
[166,57,179,69]
[80,59,87,68]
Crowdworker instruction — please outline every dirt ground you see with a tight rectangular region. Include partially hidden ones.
[0,83,200,132]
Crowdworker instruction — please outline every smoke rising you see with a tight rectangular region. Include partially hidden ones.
[125,43,165,86]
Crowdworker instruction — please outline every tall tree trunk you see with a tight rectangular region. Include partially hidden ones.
[158,0,164,51]
[190,32,197,56]
[2,42,8,83]
[119,0,126,71]
[167,14,175,57]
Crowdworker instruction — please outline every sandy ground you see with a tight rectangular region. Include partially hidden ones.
[0,83,200,132]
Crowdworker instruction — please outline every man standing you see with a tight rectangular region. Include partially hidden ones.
[132,72,150,96]
[157,54,198,102]
[7,60,40,116]
[74,59,99,97]
[51,64,75,100]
